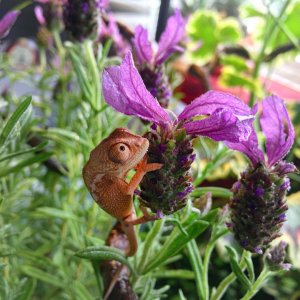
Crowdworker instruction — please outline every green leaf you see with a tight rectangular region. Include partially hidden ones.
[220,54,249,72]
[152,269,195,280]
[187,239,205,300]
[192,187,233,199]
[0,97,32,150]
[218,18,241,43]
[143,220,209,273]
[21,266,64,288]
[179,289,188,300]
[75,245,133,273]
[34,127,92,149]
[0,141,47,163]
[0,152,52,178]
[35,207,79,220]
[74,281,94,300]
[226,246,251,289]
[16,278,36,300]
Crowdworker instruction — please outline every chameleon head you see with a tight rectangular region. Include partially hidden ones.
[83,128,149,184]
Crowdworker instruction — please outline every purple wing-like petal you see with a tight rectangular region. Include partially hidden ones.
[0,11,20,39]
[154,9,185,65]
[102,52,171,125]
[260,95,295,167]
[224,104,264,166]
[183,107,254,143]
[225,131,264,166]
[133,25,153,65]
[34,6,46,25]
[178,91,252,120]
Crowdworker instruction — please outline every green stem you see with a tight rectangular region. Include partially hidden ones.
[187,239,205,300]
[191,187,232,199]
[240,268,270,300]
[248,0,292,107]
[211,250,247,300]
[202,229,228,300]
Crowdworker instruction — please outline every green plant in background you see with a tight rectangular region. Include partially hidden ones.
[187,10,242,63]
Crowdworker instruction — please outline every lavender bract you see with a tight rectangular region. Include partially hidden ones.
[0,11,20,39]
[132,9,185,108]
[228,96,296,254]
[102,51,255,214]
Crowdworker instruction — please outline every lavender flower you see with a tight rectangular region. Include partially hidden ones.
[265,241,291,271]
[63,0,99,41]
[0,11,20,39]
[132,9,185,108]
[99,14,130,57]
[228,96,296,254]
[102,51,255,214]
[34,0,65,30]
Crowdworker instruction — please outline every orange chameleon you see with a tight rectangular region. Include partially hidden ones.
[82,128,162,256]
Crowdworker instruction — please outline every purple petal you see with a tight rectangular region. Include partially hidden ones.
[34,6,46,25]
[178,91,252,121]
[0,11,20,39]
[154,9,185,64]
[102,51,171,125]
[225,129,264,166]
[133,25,153,65]
[260,95,295,167]
[183,107,254,143]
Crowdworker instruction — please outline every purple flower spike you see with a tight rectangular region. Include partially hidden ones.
[260,95,295,167]
[0,11,20,39]
[102,52,171,125]
[34,6,46,25]
[154,9,185,64]
[133,25,153,65]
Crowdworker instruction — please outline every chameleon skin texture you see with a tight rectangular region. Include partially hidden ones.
[82,128,162,256]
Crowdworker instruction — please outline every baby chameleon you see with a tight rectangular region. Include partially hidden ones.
[82,128,162,256]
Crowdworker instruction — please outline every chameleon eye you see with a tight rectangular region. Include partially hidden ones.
[108,143,130,163]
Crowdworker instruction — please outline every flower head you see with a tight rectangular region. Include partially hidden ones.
[102,51,255,214]
[265,241,291,271]
[229,96,296,254]
[131,9,185,108]
[133,9,185,66]
[63,0,99,42]
[99,14,130,57]
[0,11,20,39]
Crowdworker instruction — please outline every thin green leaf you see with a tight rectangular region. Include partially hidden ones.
[143,220,209,273]
[0,152,52,178]
[153,269,195,280]
[226,246,251,289]
[16,278,36,300]
[0,141,47,163]
[21,266,64,288]
[76,245,133,273]
[0,97,32,149]
[35,207,79,220]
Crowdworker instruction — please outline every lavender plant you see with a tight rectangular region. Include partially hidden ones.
[0,2,298,300]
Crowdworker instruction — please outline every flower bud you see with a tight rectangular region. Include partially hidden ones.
[140,125,195,214]
[230,163,289,254]
[63,0,99,42]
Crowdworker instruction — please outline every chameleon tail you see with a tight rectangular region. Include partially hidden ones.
[121,221,138,257]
